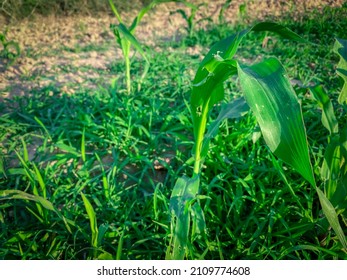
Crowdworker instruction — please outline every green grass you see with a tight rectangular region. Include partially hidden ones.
[1,3,347,259]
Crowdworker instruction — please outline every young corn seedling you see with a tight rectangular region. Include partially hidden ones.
[109,0,149,93]
[307,38,347,239]
[167,22,347,259]
[109,0,184,93]
[170,2,208,39]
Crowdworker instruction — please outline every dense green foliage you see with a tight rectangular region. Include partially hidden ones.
[1,2,347,259]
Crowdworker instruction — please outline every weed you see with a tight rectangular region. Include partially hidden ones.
[0,31,20,65]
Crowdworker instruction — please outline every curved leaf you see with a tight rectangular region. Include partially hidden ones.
[237,57,315,186]
[190,22,306,173]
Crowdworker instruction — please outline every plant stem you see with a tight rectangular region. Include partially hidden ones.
[193,101,210,176]
[125,54,131,94]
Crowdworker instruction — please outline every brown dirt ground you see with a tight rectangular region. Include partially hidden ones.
[0,0,344,102]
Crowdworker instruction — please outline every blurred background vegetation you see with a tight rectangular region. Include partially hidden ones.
[0,0,155,21]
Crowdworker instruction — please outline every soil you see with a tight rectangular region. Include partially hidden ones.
[0,0,344,102]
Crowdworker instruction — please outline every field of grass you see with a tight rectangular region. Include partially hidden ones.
[1,1,347,260]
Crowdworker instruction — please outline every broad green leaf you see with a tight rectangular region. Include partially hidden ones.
[237,58,315,186]
[0,190,74,233]
[309,85,339,135]
[191,202,205,240]
[331,124,347,211]
[81,192,99,248]
[320,136,341,200]
[333,38,347,104]
[190,22,306,170]
[167,176,200,260]
[316,188,347,249]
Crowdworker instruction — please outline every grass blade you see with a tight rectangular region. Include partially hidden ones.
[200,97,249,159]
[0,190,74,233]
[309,85,339,135]
[81,127,86,162]
[32,163,46,199]
[80,192,99,249]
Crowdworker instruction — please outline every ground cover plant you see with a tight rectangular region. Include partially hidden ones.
[0,31,20,65]
[0,0,347,260]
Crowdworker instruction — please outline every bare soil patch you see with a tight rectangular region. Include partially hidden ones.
[0,0,344,102]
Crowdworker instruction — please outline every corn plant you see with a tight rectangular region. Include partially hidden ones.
[308,38,347,222]
[218,0,232,25]
[166,22,347,260]
[109,0,182,93]
[170,2,208,39]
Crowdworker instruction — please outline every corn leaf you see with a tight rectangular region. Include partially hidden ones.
[309,85,340,200]
[167,175,200,260]
[191,22,306,165]
[320,136,341,200]
[333,38,347,104]
[116,23,149,65]
[331,124,347,211]
[237,57,315,186]
[108,0,122,23]
[129,0,173,32]
[309,85,339,135]
[116,23,149,84]
[316,188,347,249]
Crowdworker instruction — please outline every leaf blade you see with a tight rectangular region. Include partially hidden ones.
[237,57,315,186]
